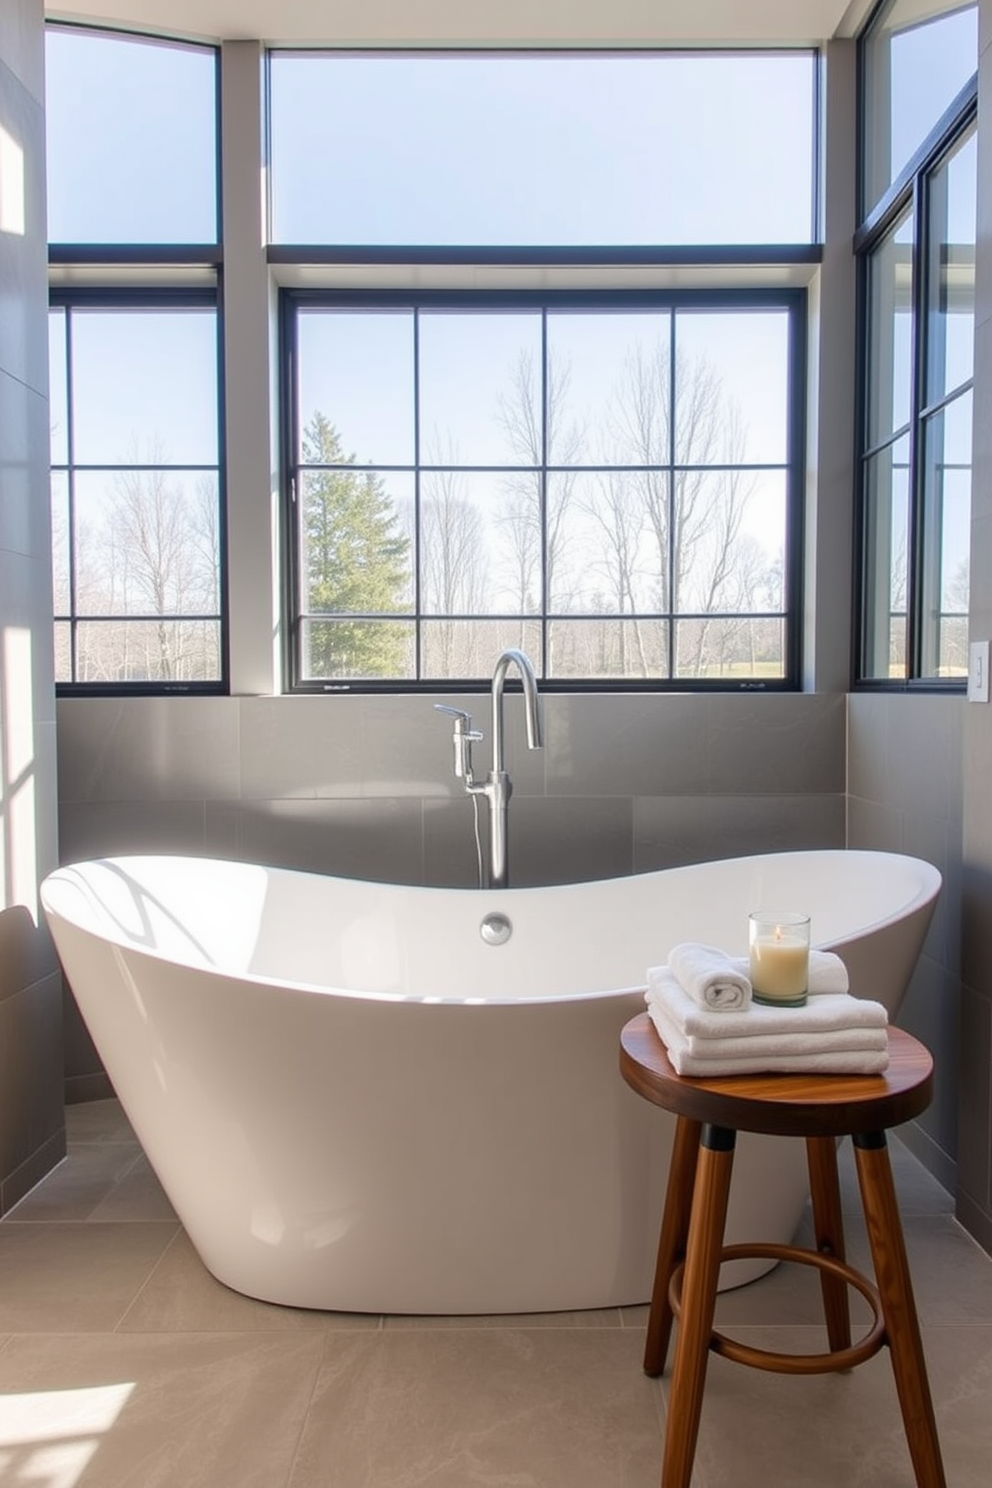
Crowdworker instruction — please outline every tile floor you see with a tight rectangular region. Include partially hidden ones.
[0,1101,990,1487]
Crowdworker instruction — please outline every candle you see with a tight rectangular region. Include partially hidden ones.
[748,912,810,1007]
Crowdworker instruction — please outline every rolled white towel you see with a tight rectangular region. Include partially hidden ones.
[645,999,889,1077]
[645,967,887,1041]
[666,942,751,1011]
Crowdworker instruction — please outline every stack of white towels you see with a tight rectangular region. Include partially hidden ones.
[645,943,889,1076]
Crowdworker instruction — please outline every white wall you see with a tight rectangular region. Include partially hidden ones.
[0,0,64,1209]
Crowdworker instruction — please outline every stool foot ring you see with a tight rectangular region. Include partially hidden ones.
[668,1242,887,1375]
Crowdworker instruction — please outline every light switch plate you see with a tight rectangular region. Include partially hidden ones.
[968,640,990,703]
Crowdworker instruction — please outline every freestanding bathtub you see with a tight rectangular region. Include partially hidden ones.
[41,849,941,1315]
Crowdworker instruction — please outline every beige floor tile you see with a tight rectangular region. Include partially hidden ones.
[0,1332,325,1488]
[288,1327,664,1488]
[383,1305,623,1329]
[118,1230,380,1334]
[0,1223,178,1333]
[837,1133,955,1217]
[667,1322,992,1488]
[844,1212,992,1325]
[88,1155,178,1224]
[5,1146,144,1223]
[65,1099,139,1146]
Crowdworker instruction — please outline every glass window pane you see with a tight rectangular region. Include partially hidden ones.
[45,27,217,244]
[51,473,70,615]
[48,310,68,465]
[73,470,221,617]
[675,312,789,466]
[866,208,915,449]
[863,1,978,211]
[921,391,971,677]
[70,309,218,465]
[925,126,976,403]
[302,619,416,681]
[421,472,540,616]
[546,312,671,466]
[421,620,542,681]
[862,434,911,680]
[419,313,541,465]
[675,617,785,680]
[270,51,815,246]
[75,620,220,684]
[546,619,669,680]
[297,311,414,466]
[53,621,71,684]
[300,468,413,616]
[548,471,659,615]
[675,471,787,615]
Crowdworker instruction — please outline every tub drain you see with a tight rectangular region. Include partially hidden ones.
[480,912,512,946]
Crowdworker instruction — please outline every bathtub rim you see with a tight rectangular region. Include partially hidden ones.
[41,847,943,1010]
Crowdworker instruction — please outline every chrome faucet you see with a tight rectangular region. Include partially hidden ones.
[434,647,543,890]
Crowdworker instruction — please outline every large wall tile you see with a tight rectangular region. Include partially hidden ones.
[237,797,424,883]
[958,981,992,1213]
[0,969,63,1188]
[57,800,207,863]
[56,698,240,803]
[502,795,633,887]
[0,372,49,560]
[633,791,845,872]
[0,4,44,105]
[0,62,47,392]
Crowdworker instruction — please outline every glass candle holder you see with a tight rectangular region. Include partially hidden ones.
[748,912,810,1007]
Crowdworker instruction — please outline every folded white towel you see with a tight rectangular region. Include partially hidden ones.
[666,943,752,1011]
[646,967,886,1041]
[645,1000,890,1077]
[647,995,888,1061]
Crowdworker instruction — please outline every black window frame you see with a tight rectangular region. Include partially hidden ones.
[49,284,229,697]
[280,285,808,695]
[853,2,977,693]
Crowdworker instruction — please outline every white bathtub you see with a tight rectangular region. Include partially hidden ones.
[41,849,940,1315]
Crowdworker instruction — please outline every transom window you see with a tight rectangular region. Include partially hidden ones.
[269,50,817,248]
[284,292,803,688]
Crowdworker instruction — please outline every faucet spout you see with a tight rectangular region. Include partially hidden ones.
[488,648,543,890]
[490,647,543,777]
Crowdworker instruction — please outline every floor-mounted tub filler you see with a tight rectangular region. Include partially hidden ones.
[41,850,941,1316]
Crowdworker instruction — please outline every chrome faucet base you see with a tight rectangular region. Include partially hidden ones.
[434,649,543,890]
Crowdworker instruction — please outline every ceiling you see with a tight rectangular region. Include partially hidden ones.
[44,1,876,47]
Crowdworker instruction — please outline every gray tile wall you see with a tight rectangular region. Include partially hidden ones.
[956,0,992,1255]
[0,0,66,1209]
[56,690,847,1092]
[847,694,965,1189]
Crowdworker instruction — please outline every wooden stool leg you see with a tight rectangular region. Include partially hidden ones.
[662,1124,735,1488]
[806,1135,852,1352]
[644,1116,703,1376]
[853,1133,947,1488]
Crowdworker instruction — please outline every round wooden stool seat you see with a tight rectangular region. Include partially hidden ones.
[619,1014,946,1488]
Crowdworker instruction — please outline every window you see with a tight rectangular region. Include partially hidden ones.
[273,48,817,691]
[269,51,817,248]
[45,25,218,245]
[45,26,224,692]
[284,292,804,688]
[49,295,224,687]
[856,1,976,685]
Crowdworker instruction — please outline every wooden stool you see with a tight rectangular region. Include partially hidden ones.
[619,1014,946,1488]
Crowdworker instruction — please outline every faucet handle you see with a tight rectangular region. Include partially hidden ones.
[433,703,482,778]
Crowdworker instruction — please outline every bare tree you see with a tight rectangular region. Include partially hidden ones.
[421,438,489,677]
